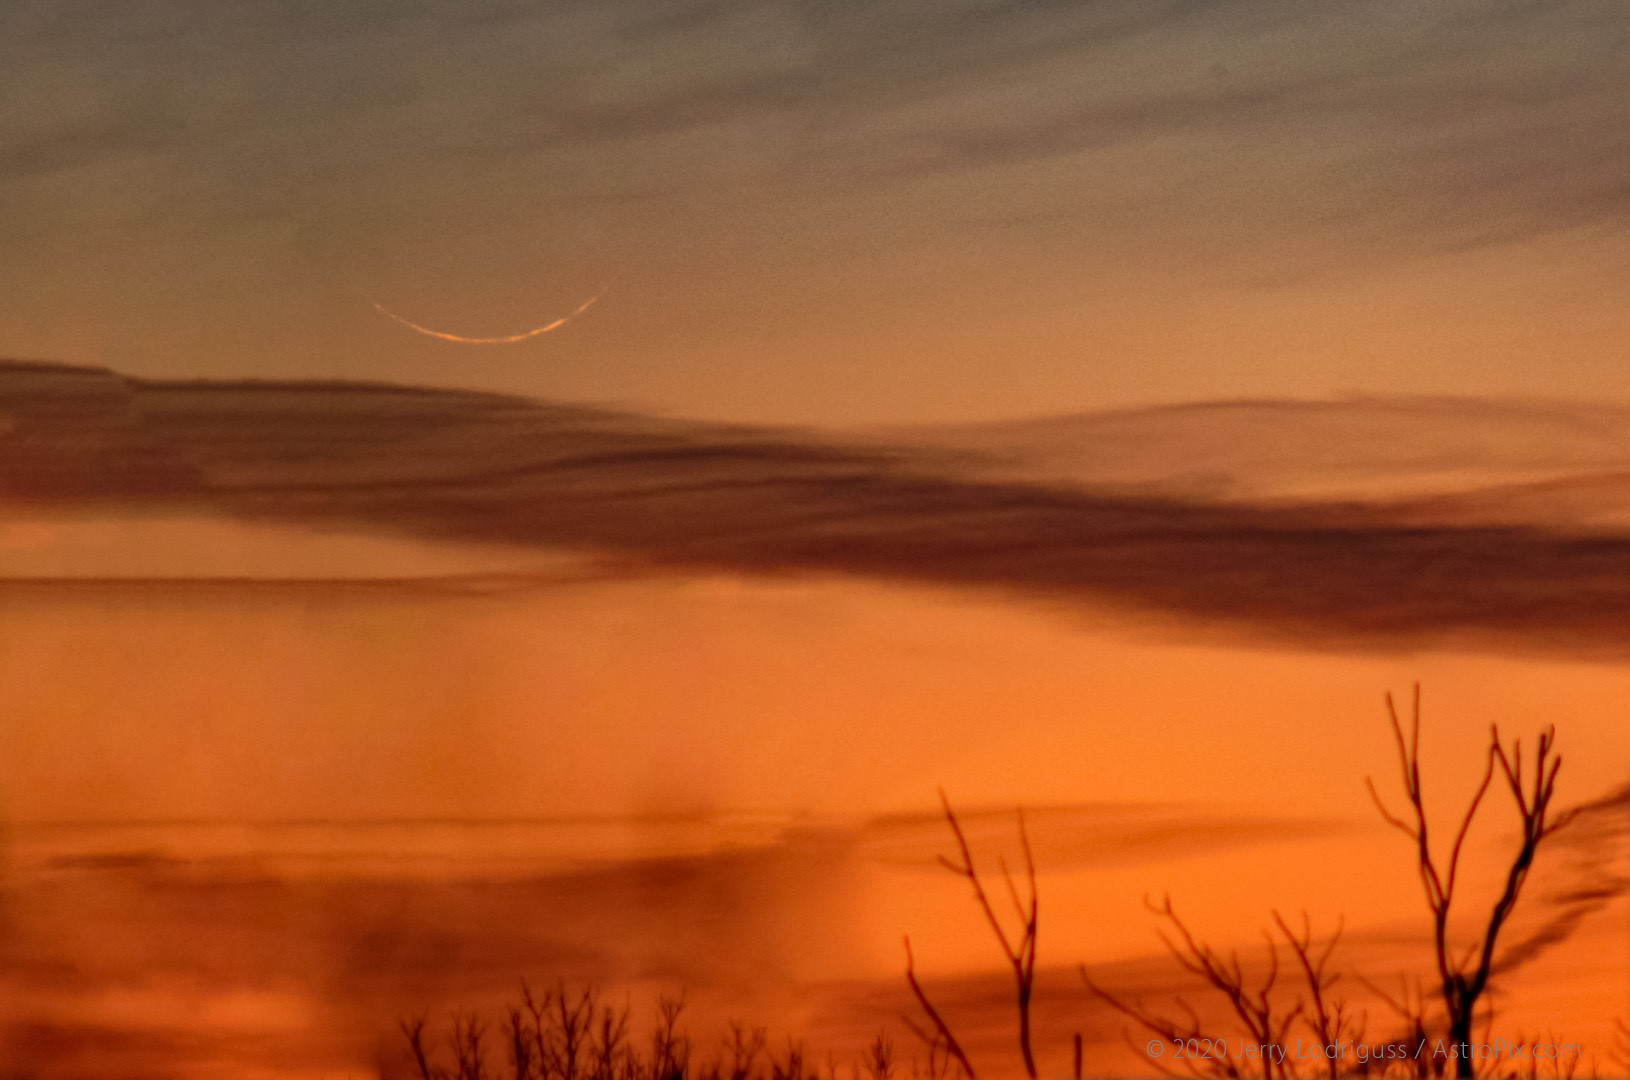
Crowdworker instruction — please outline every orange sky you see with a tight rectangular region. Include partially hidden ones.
[2,558,1626,824]
[0,560,1624,1074]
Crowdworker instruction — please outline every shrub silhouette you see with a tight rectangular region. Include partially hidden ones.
[398,984,918,1080]
[399,990,828,1080]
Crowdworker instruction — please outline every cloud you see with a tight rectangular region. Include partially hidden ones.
[15,362,1630,653]
[0,816,858,1074]
[853,802,1349,872]
[0,799,1356,1074]
[799,0,1630,262]
[0,112,185,184]
[4,0,1625,265]
[1492,780,1630,975]
[492,67,824,154]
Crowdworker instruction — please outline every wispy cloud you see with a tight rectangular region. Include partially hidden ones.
[4,0,1625,257]
[0,112,184,184]
[854,802,1349,872]
[1493,781,1630,975]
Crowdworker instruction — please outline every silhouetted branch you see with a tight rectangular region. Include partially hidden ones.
[1083,896,1304,1080]
[1272,912,1362,1080]
[903,936,979,1080]
[904,791,1038,1079]
[403,1011,443,1080]
[1368,685,1576,1079]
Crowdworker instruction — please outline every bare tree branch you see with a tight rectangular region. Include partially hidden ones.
[903,937,979,1080]
[911,791,1039,1079]
[1368,685,1577,1079]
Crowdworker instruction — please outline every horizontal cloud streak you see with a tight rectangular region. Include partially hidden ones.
[13,361,1630,652]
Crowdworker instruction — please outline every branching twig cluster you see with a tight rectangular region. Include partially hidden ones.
[402,986,815,1080]
[1083,900,1360,1080]
[1367,687,1579,1079]
[903,789,1038,1080]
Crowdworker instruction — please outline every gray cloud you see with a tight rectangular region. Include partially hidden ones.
[0,112,185,183]
[4,0,1625,264]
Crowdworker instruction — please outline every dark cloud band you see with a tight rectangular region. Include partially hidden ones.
[11,360,1630,652]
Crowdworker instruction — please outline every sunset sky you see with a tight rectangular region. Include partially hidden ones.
[3,0,1629,422]
[2,2,1628,1077]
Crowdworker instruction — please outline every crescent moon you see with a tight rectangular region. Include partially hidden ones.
[371,293,600,344]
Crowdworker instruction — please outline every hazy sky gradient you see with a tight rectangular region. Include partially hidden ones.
[3,0,1628,421]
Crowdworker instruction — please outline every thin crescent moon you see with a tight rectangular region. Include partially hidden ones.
[371,294,600,344]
